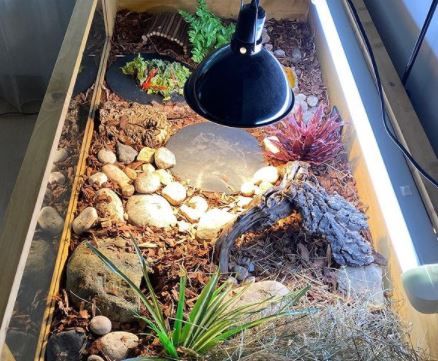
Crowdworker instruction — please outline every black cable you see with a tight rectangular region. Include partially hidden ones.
[346,0,438,188]
[0,111,39,117]
[402,0,438,85]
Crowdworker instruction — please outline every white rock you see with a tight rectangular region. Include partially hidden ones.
[154,147,176,169]
[253,166,279,185]
[180,205,202,223]
[162,182,187,206]
[142,163,156,174]
[96,188,124,222]
[137,147,155,163]
[237,196,252,208]
[89,172,108,187]
[263,136,280,155]
[135,173,161,194]
[126,195,177,228]
[306,95,319,107]
[48,171,65,185]
[38,206,64,235]
[295,93,307,103]
[102,164,131,188]
[295,99,308,112]
[116,143,138,164]
[291,47,302,63]
[97,149,116,164]
[72,207,98,235]
[188,196,208,213]
[154,169,173,185]
[54,148,68,163]
[337,265,384,307]
[258,181,274,193]
[141,163,155,174]
[88,356,105,361]
[274,49,286,57]
[196,209,236,240]
[89,315,112,336]
[180,196,208,222]
[98,331,139,361]
[177,220,191,233]
[240,182,255,197]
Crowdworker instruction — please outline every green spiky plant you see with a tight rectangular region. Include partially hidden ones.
[179,0,235,63]
[87,238,309,360]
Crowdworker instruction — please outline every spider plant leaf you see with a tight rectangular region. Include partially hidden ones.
[172,272,187,347]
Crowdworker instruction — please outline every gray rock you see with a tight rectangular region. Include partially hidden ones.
[38,206,64,235]
[54,148,68,163]
[48,171,65,185]
[248,262,255,273]
[66,238,142,322]
[117,142,138,164]
[89,172,108,187]
[274,49,286,58]
[126,195,177,228]
[337,264,384,306]
[46,330,86,361]
[264,43,273,52]
[102,164,131,188]
[135,173,161,194]
[89,315,112,336]
[154,147,176,169]
[243,276,256,284]
[234,265,249,281]
[97,331,139,361]
[97,149,116,164]
[72,207,98,235]
[96,188,124,222]
[162,182,187,206]
[261,28,270,44]
[290,47,302,63]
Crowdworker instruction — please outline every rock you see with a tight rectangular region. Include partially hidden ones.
[258,181,274,194]
[89,315,112,336]
[137,147,155,163]
[38,206,64,235]
[303,110,315,123]
[97,332,139,361]
[162,182,187,206]
[227,281,290,316]
[226,276,238,285]
[263,136,280,155]
[154,147,176,169]
[244,276,256,284]
[87,356,105,361]
[337,264,384,306]
[54,148,68,163]
[295,93,307,103]
[233,265,249,281]
[121,184,135,197]
[72,207,98,235]
[96,188,124,222]
[274,49,286,58]
[294,93,308,112]
[180,196,208,222]
[248,263,255,273]
[97,149,116,164]
[155,169,173,185]
[290,47,302,63]
[196,209,236,240]
[180,205,201,223]
[188,196,208,213]
[116,142,138,164]
[46,330,86,361]
[102,164,131,188]
[237,196,252,208]
[89,172,108,187]
[264,43,273,52]
[48,171,65,185]
[306,95,318,107]
[261,28,270,44]
[253,166,279,185]
[240,182,255,197]
[124,167,137,180]
[135,173,161,194]
[177,220,191,233]
[126,195,177,228]
[142,163,156,174]
[66,238,142,322]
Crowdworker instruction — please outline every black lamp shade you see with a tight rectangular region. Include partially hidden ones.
[184,45,294,128]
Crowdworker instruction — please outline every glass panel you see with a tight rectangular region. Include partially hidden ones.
[3,2,105,360]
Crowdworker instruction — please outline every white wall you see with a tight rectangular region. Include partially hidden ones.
[364,0,438,155]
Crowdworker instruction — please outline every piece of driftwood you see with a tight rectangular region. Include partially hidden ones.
[144,12,189,55]
[215,161,374,273]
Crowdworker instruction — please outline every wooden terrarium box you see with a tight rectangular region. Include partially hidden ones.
[1,0,438,360]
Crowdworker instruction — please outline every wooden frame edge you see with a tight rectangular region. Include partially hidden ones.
[342,0,438,230]
[0,0,98,352]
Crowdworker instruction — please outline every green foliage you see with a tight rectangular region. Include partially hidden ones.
[121,55,191,100]
[87,238,309,360]
[179,0,235,63]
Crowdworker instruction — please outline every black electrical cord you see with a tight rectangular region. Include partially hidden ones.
[346,0,438,188]
[402,0,438,85]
